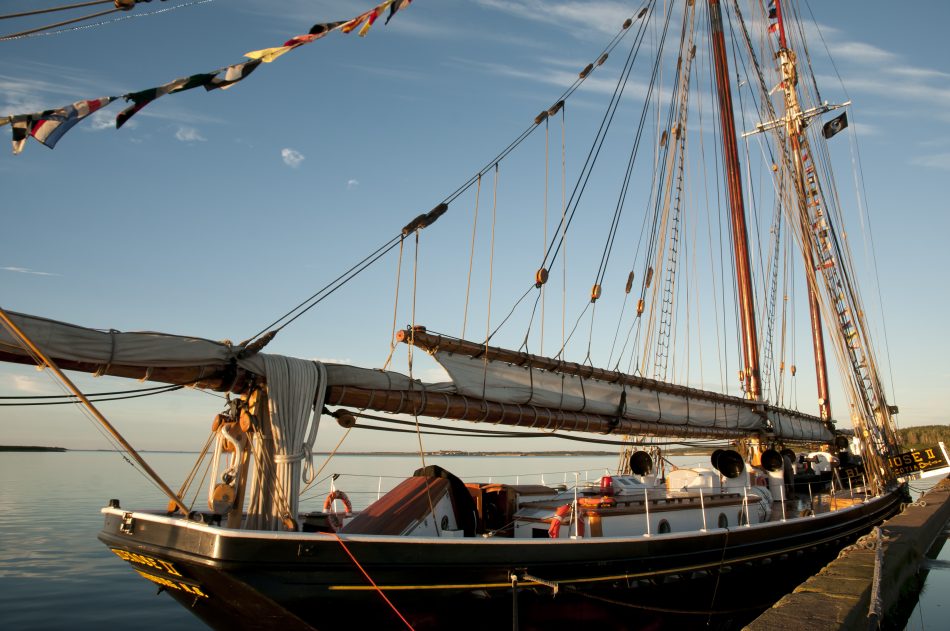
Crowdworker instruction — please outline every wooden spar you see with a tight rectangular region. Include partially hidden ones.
[396,328,833,433]
[0,349,249,393]
[324,385,751,440]
[804,250,833,421]
[399,329,757,408]
[0,306,191,516]
[773,0,832,421]
[708,0,761,400]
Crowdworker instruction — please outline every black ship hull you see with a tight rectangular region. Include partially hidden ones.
[99,488,903,630]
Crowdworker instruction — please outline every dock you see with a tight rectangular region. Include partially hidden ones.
[746,476,950,630]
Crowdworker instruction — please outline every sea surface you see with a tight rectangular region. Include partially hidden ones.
[0,451,945,630]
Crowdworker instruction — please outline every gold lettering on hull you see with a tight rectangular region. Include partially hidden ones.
[887,446,948,476]
[110,548,209,599]
[135,570,210,598]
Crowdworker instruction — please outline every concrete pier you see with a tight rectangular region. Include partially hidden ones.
[746,477,950,630]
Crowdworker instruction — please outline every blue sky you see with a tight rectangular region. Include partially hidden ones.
[2,0,949,452]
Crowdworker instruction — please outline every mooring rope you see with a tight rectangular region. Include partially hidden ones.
[329,532,416,630]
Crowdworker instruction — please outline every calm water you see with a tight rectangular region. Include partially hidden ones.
[903,476,950,631]
[0,451,624,630]
[1,451,945,630]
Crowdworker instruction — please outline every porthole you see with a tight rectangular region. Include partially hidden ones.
[658,519,671,534]
[718,513,728,528]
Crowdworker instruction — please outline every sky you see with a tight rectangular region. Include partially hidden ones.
[1,0,949,454]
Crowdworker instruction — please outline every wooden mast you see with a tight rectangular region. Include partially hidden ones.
[773,0,832,421]
[707,0,761,400]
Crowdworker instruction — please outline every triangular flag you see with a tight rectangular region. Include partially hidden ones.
[386,0,412,24]
[243,45,295,63]
[10,116,31,154]
[117,73,216,128]
[358,7,382,37]
[308,20,345,36]
[205,59,262,91]
[30,97,115,149]
[341,8,376,34]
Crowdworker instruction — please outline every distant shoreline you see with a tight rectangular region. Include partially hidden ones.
[0,445,67,452]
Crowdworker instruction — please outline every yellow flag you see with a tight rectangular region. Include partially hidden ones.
[244,46,293,63]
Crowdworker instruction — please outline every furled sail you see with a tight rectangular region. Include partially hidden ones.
[402,329,834,442]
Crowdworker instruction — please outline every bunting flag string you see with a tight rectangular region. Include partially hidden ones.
[5,0,410,154]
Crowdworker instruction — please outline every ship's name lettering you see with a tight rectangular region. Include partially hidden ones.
[134,570,209,599]
[110,548,183,576]
[887,447,946,474]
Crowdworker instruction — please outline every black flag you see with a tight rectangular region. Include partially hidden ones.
[822,112,848,139]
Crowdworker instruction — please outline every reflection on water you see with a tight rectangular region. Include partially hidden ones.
[0,450,627,630]
[903,477,950,631]
[0,452,206,630]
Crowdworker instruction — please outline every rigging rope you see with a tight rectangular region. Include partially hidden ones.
[0,0,213,41]
[246,233,402,343]
[329,532,416,631]
[244,7,646,346]
[0,382,180,399]
[461,174,482,341]
[0,0,112,20]
[382,237,406,371]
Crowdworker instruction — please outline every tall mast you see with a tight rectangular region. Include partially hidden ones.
[773,0,832,421]
[707,0,761,400]
[769,0,899,486]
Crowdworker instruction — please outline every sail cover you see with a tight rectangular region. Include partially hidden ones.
[0,311,247,368]
[0,310,419,390]
[432,351,833,442]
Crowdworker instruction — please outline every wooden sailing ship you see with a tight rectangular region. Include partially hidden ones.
[0,0,908,629]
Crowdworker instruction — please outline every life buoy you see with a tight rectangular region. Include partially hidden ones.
[548,504,571,539]
[324,490,352,530]
[578,495,616,509]
[548,504,585,538]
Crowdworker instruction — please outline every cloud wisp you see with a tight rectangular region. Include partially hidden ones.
[281,148,305,168]
[2,266,60,276]
[175,126,206,142]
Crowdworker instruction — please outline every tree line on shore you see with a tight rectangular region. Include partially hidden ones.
[897,425,950,451]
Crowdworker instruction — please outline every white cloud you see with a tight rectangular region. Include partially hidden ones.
[851,122,879,137]
[281,148,305,168]
[10,375,50,394]
[2,266,59,276]
[85,110,117,131]
[346,178,360,190]
[825,41,897,65]
[475,0,631,36]
[911,153,950,172]
[174,126,206,142]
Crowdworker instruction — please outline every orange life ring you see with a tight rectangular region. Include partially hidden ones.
[324,489,352,514]
[323,490,352,530]
[548,504,571,539]
[578,495,616,509]
[548,504,585,538]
